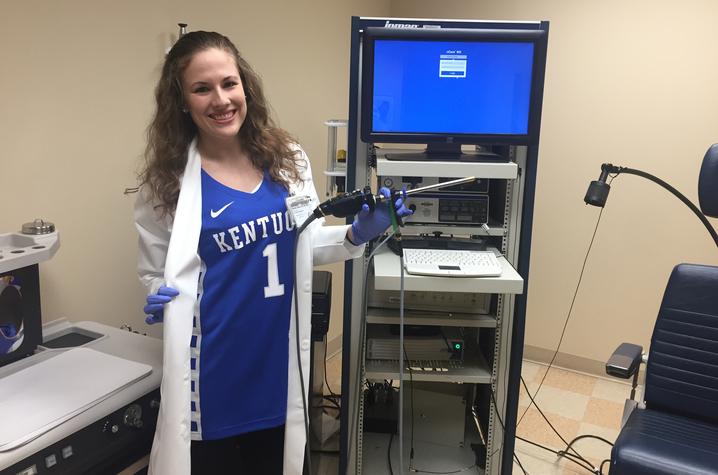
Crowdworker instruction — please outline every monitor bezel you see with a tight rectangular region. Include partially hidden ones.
[360,27,548,146]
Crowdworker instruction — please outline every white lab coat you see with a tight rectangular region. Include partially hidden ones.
[134,139,364,475]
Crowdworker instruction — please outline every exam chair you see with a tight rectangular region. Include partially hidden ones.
[605,144,718,475]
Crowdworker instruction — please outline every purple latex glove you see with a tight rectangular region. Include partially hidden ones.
[350,187,413,245]
[144,285,180,324]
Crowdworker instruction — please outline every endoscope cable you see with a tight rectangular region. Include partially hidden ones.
[294,214,318,475]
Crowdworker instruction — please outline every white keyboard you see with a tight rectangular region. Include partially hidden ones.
[402,248,503,277]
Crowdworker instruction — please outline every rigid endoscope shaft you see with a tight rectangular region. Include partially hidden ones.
[376,176,477,201]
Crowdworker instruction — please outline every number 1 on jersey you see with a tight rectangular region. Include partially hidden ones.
[263,243,284,298]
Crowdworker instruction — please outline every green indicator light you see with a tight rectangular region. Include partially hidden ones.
[454,343,461,350]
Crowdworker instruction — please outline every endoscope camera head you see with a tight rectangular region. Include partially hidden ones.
[584,164,617,208]
[314,186,376,219]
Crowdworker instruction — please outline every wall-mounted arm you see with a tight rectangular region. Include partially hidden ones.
[584,163,718,248]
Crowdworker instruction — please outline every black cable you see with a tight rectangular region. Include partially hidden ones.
[513,453,529,475]
[323,395,341,410]
[600,458,610,474]
[517,205,605,428]
[490,378,600,474]
[320,338,341,411]
[323,335,340,398]
[439,327,455,353]
[487,387,529,475]
[388,433,394,475]
[403,347,415,466]
[515,436,595,473]
[294,215,318,475]
[519,376,590,464]
[562,434,614,454]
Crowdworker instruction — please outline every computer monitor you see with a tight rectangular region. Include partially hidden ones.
[360,27,548,160]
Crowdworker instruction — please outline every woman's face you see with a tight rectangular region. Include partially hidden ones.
[181,48,247,146]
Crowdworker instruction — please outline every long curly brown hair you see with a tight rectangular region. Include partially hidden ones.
[139,31,301,216]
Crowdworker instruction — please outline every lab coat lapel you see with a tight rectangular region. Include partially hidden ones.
[149,139,201,475]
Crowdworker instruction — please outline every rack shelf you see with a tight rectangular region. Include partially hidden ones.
[400,220,506,237]
[376,157,518,179]
[323,169,346,177]
[366,308,497,328]
[372,248,524,294]
[365,348,491,384]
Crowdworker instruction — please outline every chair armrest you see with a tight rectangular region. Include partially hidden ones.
[606,343,643,379]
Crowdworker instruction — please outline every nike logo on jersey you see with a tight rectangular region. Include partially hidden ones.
[210,201,234,218]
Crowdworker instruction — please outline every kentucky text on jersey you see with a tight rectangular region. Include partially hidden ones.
[211,210,296,253]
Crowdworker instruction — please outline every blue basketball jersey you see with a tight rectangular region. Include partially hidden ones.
[191,169,296,440]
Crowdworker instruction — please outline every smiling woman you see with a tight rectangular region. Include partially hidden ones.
[132,30,407,475]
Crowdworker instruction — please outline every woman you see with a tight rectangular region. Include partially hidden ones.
[134,31,408,474]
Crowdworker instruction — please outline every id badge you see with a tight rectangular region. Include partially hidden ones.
[286,194,316,229]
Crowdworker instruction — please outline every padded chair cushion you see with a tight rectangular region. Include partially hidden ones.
[699,144,718,218]
[611,408,718,475]
[644,264,718,423]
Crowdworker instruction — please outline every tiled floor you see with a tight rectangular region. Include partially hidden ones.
[122,355,631,474]
[514,360,631,474]
[321,354,632,474]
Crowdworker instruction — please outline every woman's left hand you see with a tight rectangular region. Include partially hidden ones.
[349,187,413,245]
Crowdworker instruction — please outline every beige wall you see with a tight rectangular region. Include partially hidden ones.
[0,0,388,343]
[2,1,718,368]
[391,0,718,365]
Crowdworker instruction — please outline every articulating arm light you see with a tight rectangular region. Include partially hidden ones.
[584,163,718,248]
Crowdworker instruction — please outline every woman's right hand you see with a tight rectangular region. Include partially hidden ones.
[144,285,180,324]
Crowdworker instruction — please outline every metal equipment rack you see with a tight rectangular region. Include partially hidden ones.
[339,17,549,475]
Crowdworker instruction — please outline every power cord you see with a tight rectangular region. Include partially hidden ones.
[516,203,606,428]
[487,372,610,474]
[518,376,597,472]
[508,184,619,475]
[478,198,608,474]
[387,433,395,475]
[294,215,318,475]
[519,376,587,461]
[323,340,340,398]
[515,435,594,473]
[564,434,614,452]
[322,342,342,412]
[487,387,529,474]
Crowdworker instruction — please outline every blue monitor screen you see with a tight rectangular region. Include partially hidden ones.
[371,39,535,136]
